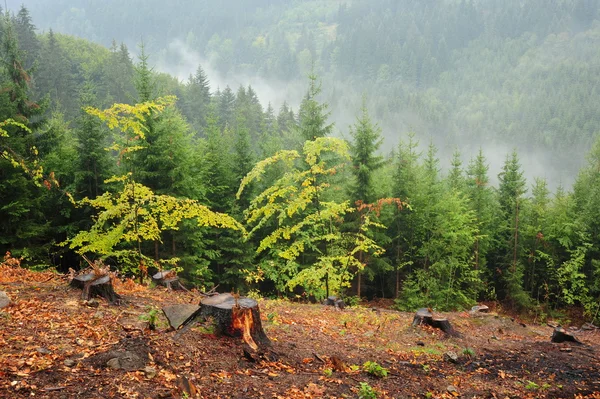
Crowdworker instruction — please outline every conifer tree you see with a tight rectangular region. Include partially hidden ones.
[0,15,47,261]
[465,149,496,288]
[296,73,333,144]
[74,81,114,200]
[182,64,211,131]
[13,6,39,70]
[347,100,387,297]
[494,150,531,310]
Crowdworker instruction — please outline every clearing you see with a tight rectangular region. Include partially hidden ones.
[1,265,599,399]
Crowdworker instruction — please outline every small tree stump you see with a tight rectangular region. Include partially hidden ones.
[70,273,120,303]
[199,293,270,351]
[412,308,461,337]
[152,270,186,291]
[551,327,583,345]
[0,291,10,309]
[324,296,346,309]
[469,305,489,315]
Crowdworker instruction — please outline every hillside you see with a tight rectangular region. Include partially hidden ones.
[7,0,600,184]
[1,265,599,398]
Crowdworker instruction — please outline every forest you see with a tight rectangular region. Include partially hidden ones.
[2,0,600,323]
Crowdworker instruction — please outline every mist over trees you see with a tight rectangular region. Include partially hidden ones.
[2,1,600,320]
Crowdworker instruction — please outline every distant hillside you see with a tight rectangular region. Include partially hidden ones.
[7,0,600,185]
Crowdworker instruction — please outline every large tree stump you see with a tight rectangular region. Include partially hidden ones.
[551,327,583,345]
[152,270,186,291]
[70,272,120,303]
[199,293,270,351]
[412,308,461,337]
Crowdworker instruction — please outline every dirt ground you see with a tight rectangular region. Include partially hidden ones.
[1,265,600,399]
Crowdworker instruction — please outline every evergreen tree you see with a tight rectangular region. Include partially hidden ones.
[494,150,531,309]
[103,41,135,104]
[465,149,496,292]
[448,148,465,192]
[36,30,77,114]
[295,73,333,144]
[13,6,39,70]
[74,81,113,200]
[387,132,423,298]
[0,15,47,261]
[217,86,235,130]
[348,100,384,205]
[181,64,211,132]
[347,100,387,297]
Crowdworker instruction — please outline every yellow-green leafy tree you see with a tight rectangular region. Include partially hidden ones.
[237,137,385,299]
[65,96,242,281]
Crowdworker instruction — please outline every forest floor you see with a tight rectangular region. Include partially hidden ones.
[1,265,600,399]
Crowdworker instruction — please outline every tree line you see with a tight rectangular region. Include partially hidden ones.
[1,7,600,321]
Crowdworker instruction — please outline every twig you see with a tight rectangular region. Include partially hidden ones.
[44,386,67,392]
[313,352,326,363]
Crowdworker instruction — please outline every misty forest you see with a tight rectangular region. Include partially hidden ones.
[3,0,600,320]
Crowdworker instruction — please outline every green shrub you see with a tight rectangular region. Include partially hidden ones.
[362,361,388,378]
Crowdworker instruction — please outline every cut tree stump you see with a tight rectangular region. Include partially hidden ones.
[0,291,10,309]
[199,293,270,351]
[70,273,120,303]
[412,308,461,337]
[324,296,346,309]
[152,270,186,291]
[551,327,583,345]
[469,305,489,315]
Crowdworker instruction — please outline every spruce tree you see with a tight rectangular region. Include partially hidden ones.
[296,73,333,144]
[13,6,39,70]
[494,150,531,310]
[465,149,497,290]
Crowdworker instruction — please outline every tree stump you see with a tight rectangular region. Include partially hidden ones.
[152,270,186,291]
[551,327,583,345]
[324,296,346,309]
[199,293,270,351]
[412,308,461,337]
[70,272,120,303]
[469,304,489,315]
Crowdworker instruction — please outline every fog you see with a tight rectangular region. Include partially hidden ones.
[5,0,591,191]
